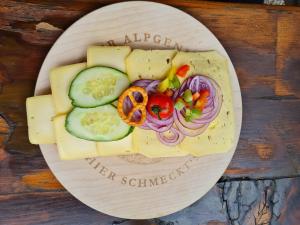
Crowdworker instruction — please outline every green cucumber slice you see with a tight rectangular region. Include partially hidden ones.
[69,66,130,107]
[65,105,132,141]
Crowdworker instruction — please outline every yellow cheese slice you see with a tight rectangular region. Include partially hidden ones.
[96,134,134,156]
[87,46,131,72]
[172,51,235,156]
[50,63,86,114]
[126,49,177,82]
[26,95,56,144]
[133,128,188,158]
[53,115,98,160]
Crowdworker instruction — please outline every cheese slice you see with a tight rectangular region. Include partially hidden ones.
[26,95,56,144]
[96,134,134,156]
[126,49,177,81]
[172,51,235,156]
[133,128,188,158]
[53,115,98,160]
[87,46,131,72]
[50,63,86,114]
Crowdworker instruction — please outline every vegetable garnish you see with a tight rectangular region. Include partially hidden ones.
[175,88,211,121]
[169,75,180,89]
[157,66,180,92]
[195,98,206,111]
[194,89,210,110]
[157,78,169,93]
[156,126,185,146]
[164,89,174,97]
[176,64,190,77]
[173,75,222,136]
[147,94,174,120]
[200,89,210,98]
[183,89,193,103]
[185,108,202,122]
[132,79,174,133]
[167,66,177,80]
[132,75,222,145]
[117,86,148,126]
[174,98,185,110]
[192,92,200,101]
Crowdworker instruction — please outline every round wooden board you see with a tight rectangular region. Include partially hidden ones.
[35,1,242,219]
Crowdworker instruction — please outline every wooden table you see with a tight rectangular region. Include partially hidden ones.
[0,1,299,224]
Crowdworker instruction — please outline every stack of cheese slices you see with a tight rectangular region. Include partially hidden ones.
[26,46,235,160]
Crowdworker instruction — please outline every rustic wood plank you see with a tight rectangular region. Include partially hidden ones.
[276,10,300,97]
[0,177,299,225]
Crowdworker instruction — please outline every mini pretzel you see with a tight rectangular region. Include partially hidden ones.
[117,86,148,126]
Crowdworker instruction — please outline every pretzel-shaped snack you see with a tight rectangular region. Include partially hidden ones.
[117,86,148,126]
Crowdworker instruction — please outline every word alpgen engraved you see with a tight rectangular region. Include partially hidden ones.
[106,32,182,50]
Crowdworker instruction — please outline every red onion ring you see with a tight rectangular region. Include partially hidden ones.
[146,112,173,126]
[174,117,209,137]
[144,119,173,132]
[131,79,153,88]
[157,126,185,146]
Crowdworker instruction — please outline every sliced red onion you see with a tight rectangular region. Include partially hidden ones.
[147,112,173,126]
[174,117,209,137]
[132,79,159,95]
[139,123,151,130]
[157,126,185,146]
[145,80,160,94]
[175,109,207,128]
[131,79,153,88]
[143,119,173,132]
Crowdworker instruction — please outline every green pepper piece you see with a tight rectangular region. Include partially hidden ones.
[175,98,185,110]
[171,76,180,89]
[185,108,192,116]
[190,108,202,120]
[183,89,193,103]
[185,109,192,122]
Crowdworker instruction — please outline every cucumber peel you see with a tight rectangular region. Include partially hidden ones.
[65,105,132,141]
[69,66,130,108]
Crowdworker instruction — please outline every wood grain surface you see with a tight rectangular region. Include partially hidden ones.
[0,0,300,224]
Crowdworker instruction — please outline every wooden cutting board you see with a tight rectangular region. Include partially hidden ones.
[35,1,242,219]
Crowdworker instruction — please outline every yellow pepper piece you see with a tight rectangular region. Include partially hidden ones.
[157,78,170,92]
[167,66,177,80]
[157,66,177,92]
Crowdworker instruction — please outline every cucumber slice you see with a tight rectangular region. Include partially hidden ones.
[69,66,130,107]
[66,105,132,141]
